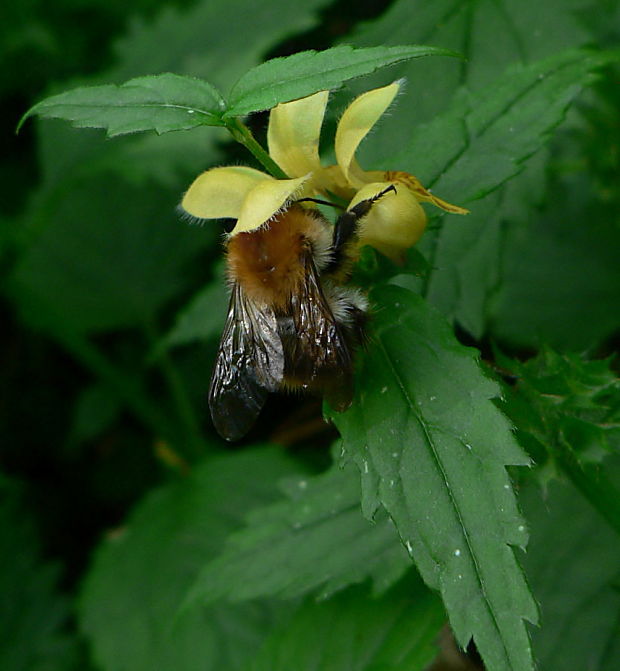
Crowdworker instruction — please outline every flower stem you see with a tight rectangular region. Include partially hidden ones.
[225,118,289,179]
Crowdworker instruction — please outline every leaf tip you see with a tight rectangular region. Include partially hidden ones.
[15,108,34,134]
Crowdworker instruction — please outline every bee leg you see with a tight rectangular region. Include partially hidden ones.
[326,184,396,273]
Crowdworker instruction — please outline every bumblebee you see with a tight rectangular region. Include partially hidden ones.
[209,186,395,441]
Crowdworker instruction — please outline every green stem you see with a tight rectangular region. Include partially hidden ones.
[144,321,205,459]
[225,118,289,179]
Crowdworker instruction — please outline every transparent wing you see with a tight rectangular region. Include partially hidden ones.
[208,282,284,441]
[286,249,354,411]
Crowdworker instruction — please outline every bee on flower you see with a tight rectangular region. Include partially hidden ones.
[180,81,467,440]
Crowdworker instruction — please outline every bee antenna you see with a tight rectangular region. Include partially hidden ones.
[296,197,345,211]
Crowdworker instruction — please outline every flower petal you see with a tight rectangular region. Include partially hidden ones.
[180,166,271,220]
[348,181,427,261]
[232,174,312,235]
[267,91,328,178]
[335,81,401,188]
[384,171,469,214]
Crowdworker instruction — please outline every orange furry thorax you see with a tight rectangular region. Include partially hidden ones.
[226,207,319,309]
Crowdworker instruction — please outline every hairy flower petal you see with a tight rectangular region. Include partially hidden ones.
[268,91,328,178]
[349,181,427,261]
[180,166,271,220]
[233,174,311,234]
[335,81,401,188]
[384,171,469,214]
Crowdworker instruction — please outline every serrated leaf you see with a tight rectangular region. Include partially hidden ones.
[109,0,334,89]
[185,462,411,607]
[79,448,298,671]
[498,348,620,468]
[344,0,612,337]
[406,49,615,205]
[332,285,538,671]
[347,0,594,135]
[0,479,79,671]
[247,575,444,671]
[405,48,618,335]
[521,475,620,669]
[224,45,460,117]
[19,73,226,136]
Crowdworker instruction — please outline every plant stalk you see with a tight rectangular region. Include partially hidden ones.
[225,118,289,179]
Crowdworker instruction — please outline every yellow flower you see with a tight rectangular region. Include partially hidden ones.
[180,81,467,251]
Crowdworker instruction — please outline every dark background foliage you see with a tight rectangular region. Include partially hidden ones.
[1,0,619,669]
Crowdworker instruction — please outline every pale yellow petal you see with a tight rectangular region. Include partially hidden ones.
[180,166,271,219]
[348,181,427,261]
[232,174,311,234]
[320,164,357,200]
[267,91,328,178]
[384,171,470,214]
[335,81,401,188]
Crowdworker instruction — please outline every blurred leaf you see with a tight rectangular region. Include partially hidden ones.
[347,0,593,135]
[488,166,620,349]
[342,2,606,337]
[67,383,122,449]
[224,45,460,117]
[79,447,299,671]
[9,173,211,333]
[246,575,445,671]
[333,285,537,671]
[160,266,228,351]
[404,48,617,335]
[521,475,620,669]
[109,0,334,86]
[0,478,79,671]
[19,74,226,136]
[185,462,410,607]
[404,45,614,205]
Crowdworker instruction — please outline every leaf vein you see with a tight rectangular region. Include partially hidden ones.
[374,333,511,664]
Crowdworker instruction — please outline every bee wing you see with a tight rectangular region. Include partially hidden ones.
[288,249,354,411]
[209,282,284,441]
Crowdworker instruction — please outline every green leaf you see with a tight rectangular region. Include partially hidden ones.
[332,285,538,671]
[498,348,620,467]
[79,448,299,671]
[224,45,460,118]
[19,73,226,136]
[160,268,228,351]
[109,0,335,89]
[185,461,411,607]
[488,163,620,349]
[407,49,615,205]
[347,0,594,128]
[521,475,620,669]
[0,478,79,671]
[67,383,122,450]
[247,576,445,671]
[9,173,212,334]
[497,348,620,535]
[344,0,612,337]
[404,48,618,335]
